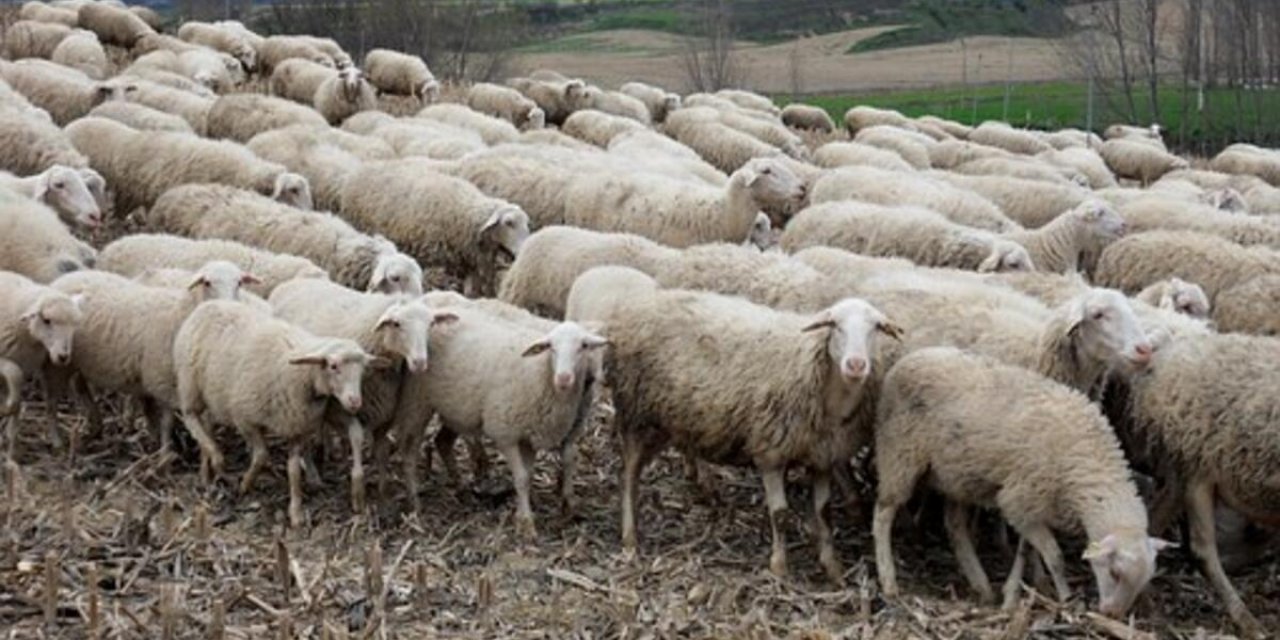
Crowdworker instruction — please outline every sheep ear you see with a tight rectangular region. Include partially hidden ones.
[877,320,905,341]
[31,172,52,202]
[801,316,836,333]
[367,355,394,370]
[68,293,85,310]
[1082,536,1117,561]
[288,354,328,366]
[240,272,262,285]
[1148,537,1176,553]
[522,340,551,357]
[583,333,610,349]
[19,302,40,323]
[431,311,459,326]
[480,210,503,236]
[977,251,1003,273]
[187,275,210,290]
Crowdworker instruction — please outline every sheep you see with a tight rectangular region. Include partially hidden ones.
[130,266,272,315]
[927,139,1013,169]
[497,226,679,318]
[2,20,72,59]
[1160,169,1280,215]
[0,77,55,122]
[120,79,214,133]
[310,66,375,125]
[147,184,422,295]
[809,166,1018,232]
[1211,276,1280,336]
[952,156,1082,186]
[363,49,438,102]
[176,22,258,72]
[258,35,335,73]
[715,88,779,115]
[173,300,376,527]
[508,76,589,126]
[269,279,454,512]
[122,61,217,97]
[0,165,100,228]
[75,1,153,47]
[87,100,194,134]
[715,108,808,159]
[1099,139,1189,185]
[415,103,519,145]
[343,113,482,161]
[19,2,79,27]
[1114,197,1280,250]
[618,81,680,123]
[1104,123,1164,148]
[0,58,134,125]
[561,109,644,147]
[246,123,394,211]
[561,156,806,248]
[48,262,261,451]
[1094,230,1280,306]
[465,82,545,130]
[968,121,1054,155]
[177,48,244,93]
[204,93,328,143]
[606,130,728,187]
[98,234,328,297]
[812,141,912,172]
[448,145,606,229]
[48,29,106,79]
[580,86,651,124]
[0,190,92,282]
[0,105,88,175]
[1135,277,1211,319]
[1147,179,1248,213]
[129,5,163,30]
[340,159,530,296]
[932,172,1092,230]
[0,270,82,381]
[1038,147,1118,189]
[131,32,201,57]
[1210,146,1280,186]
[663,111,784,173]
[843,105,915,135]
[916,115,971,139]
[853,125,933,169]
[1038,127,1103,150]
[518,128,597,153]
[780,202,1035,273]
[569,268,899,582]
[873,346,1167,614]
[781,103,835,133]
[66,116,313,213]
[294,35,351,69]
[986,197,1132,275]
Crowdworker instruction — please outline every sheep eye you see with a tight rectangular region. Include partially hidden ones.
[390,275,401,282]
[1092,310,1106,320]
[761,168,772,175]
[41,316,51,325]
[53,182,65,189]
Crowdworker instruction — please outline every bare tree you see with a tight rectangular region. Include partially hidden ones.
[680,0,744,92]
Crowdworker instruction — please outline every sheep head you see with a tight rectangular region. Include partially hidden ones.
[479,204,530,264]
[35,165,101,228]
[521,321,608,394]
[1159,277,1211,319]
[1066,288,1154,372]
[186,260,260,303]
[288,338,381,414]
[802,298,902,383]
[977,239,1035,273]
[21,290,83,367]
[367,248,423,296]
[1084,530,1172,618]
[270,172,313,210]
[737,157,806,212]
[374,298,455,374]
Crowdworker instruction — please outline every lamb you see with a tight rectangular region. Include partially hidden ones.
[0,270,82,381]
[781,103,835,132]
[87,100,194,133]
[779,202,1035,273]
[205,93,328,143]
[968,121,1054,155]
[663,111,785,173]
[65,116,313,213]
[580,86,651,123]
[813,142,913,172]
[258,35,335,73]
[853,125,933,169]
[466,82,546,130]
[873,346,1167,614]
[618,81,680,123]
[561,109,644,147]
[363,49,438,102]
[147,184,422,295]
[715,88,779,115]
[49,29,107,79]
[0,58,135,124]
[48,262,261,452]
[1114,197,1280,250]
[98,234,328,297]
[312,66,376,125]
[0,165,100,228]
[568,267,899,582]
[842,105,915,135]
[1099,139,1189,185]
[343,113,482,161]
[952,156,1083,186]
[173,300,376,527]
[177,47,244,93]
[1104,123,1164,148]
[120,79,214,133]
[809,165,1018,232]
[269,279,454,512]
[246,123,394,211]
[1038,147,1118,189]
[0,190,93,282]
[0,106,88,176]
[927,139,1013,169]
[1210,146,1280,186]
[1135,277,1211,319]
[497,226,679,318]
[340,159,530,296]
[508,76,589,126]
[1159,169,1280,215]
[415,103,519,145]
[176,21,258,72]
[561,156,806,248]
[1094,230,1280,305]
[75,1,153,47]
[932,172,1092,230]
[18,2,79,27]
[2,20,73,59]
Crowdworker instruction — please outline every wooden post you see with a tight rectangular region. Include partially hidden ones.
[43,550,58,628]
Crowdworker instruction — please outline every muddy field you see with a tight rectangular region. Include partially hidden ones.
[2,391,1276,639]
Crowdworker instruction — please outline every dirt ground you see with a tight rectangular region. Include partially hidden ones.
[2,391,1276,639]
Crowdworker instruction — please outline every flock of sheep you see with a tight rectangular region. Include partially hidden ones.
[1,0,1279,635]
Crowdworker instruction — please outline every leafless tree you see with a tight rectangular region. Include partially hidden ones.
[680,0,745,92]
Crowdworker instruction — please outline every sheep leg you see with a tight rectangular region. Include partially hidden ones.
[401,421,426,513]
[761,466,790,579]
[1185,479,1264,638]
[142,397,174,456]
[1001,536,1029,610]
[944,502,994,604]
[346,417,366,515]
[467,435,490,482]
[40,369,67,449]
[371,425,391,500]
[287,444,306,529]
[812,470,843,585]
[301,448,323,489]
[180,411,223,484]
[1015,522,1070,603]
[872,500,902,598]
[620,427,661,553]
[238,426,268,496]
[433,426,462,484]
[1149,469,1185,536]
[558,425,583,517]
[71,375,103,437]
[497,440,536,541]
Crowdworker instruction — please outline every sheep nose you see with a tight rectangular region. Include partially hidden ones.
[842,356,868,379]
[407,357,428,374]
[344,395,362,412]
[554,372,574,391]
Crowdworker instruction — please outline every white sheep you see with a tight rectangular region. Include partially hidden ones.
[465,82,546,130]
[1103,123,1164,148]
[177,47,244,93]
[916,114,972,139]
[0,76,56,122]
[853,125,934,169]
[716,108,808,159]
[1160,169,1280,215]
[618,81,680,123]
[87,100,194,134]
[952,155,1083,186]
[0,189,93,282]
[147,183,421,295]
[873,346,1167,614]
[662,110,787,174]
[606,130,728,187]
[780,103,835,132]
[0,58,134,125]
[448,144,608,229]
[176,21,258,72]
[18,2,79,27]
[508,76,589,126]
[968,121,1054,155]
[75,1,153,48]
[415,103,519,145]
[561,108,645,147]
[0,270,81,382]
[205,93,328,143]
[1135,277,1211,319]
[49,29,107,79]
[715,88,779,115]
[363,48,438,102]
[812,141,913,172]
[0,164,100,228]
[0,105,88,176]
[932,172,1092,230]
[1114,196,1280,250]
[258,35,335,73]
[2,20,73,59]
[119,78,214,134]
[842,105,915,135]
[98,233,329,297]
[1038,127,1103,150]
[1099,139,1189,185]
[581,86,651,123]
[340,159,529,295]
[343,112,483,161]
[1210,145,1280,186]
[246,123,394,211]
[313,66,376,125]
[927,139,1013,169]
[1038,147,1118,189]
[1094,229,1280,305]
[173,300,376,527]
[809,165,1018,232]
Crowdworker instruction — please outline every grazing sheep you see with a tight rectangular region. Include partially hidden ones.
[854,125,933,169]
[0,190,92,282]
[173,300,376,527]
[1210,146,1280,186]
[66,116,313,213]
[664,110,784,173]
[952,156,1082,186]
[246,123,394,211]
[715,108,808,159]
[518,128,597,153]
[1099,139,1189,185]
[448,146,607,229]
[258,35,334,73]
[1104,123,1164,148]
[1212,276,1280,336]
[619,81,680,123]
[0,165,100,228]
[578,86,650,124]
[177,47,244,93]
[813,141,913,172]
[607,130,728,187]
[0,105,88,175]
[0,58,134,125]
[87,100,194,133]
[148,184,422,295]
[176,21,258,72]
[363,49,438,102]
[1135,277,1211,319]
[3,20,73,59]
[809,166,1018,232]
[1094,230,1280,306]
[781,103,835,132]
[873,346,1166,613]
[715,88,779,115]
[508,76,589,126]
[98,234,328,297]
[343,113,482,161]
[933,172,1092,230]
[1038,147,1118,189]
[571,268,899,582]
[0,271,82,380]
[120,79,214,133]
[561,109,644,147]
[416,103,519,145]
[1160,169,1280,215]
[340,159,530,295]
[122,62,219,98]
[562,156,805,248]
[313,66,376,125]
[19,2,79,27]
[780,202,1035,273]
[49,29,106,79]
[205,93,328,143]
[927,139,1013,169]
[75,1,153,47]
[466,82,545,130]
[1147,179,1248,213]
[131,32,201,57]
[1115,197,1280,249]
[968,121,1054,155]
[843,105,915,135]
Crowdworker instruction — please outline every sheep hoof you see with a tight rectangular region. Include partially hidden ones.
[515,515,538,542]
[769,555,788,580]
[821,558,844,586]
